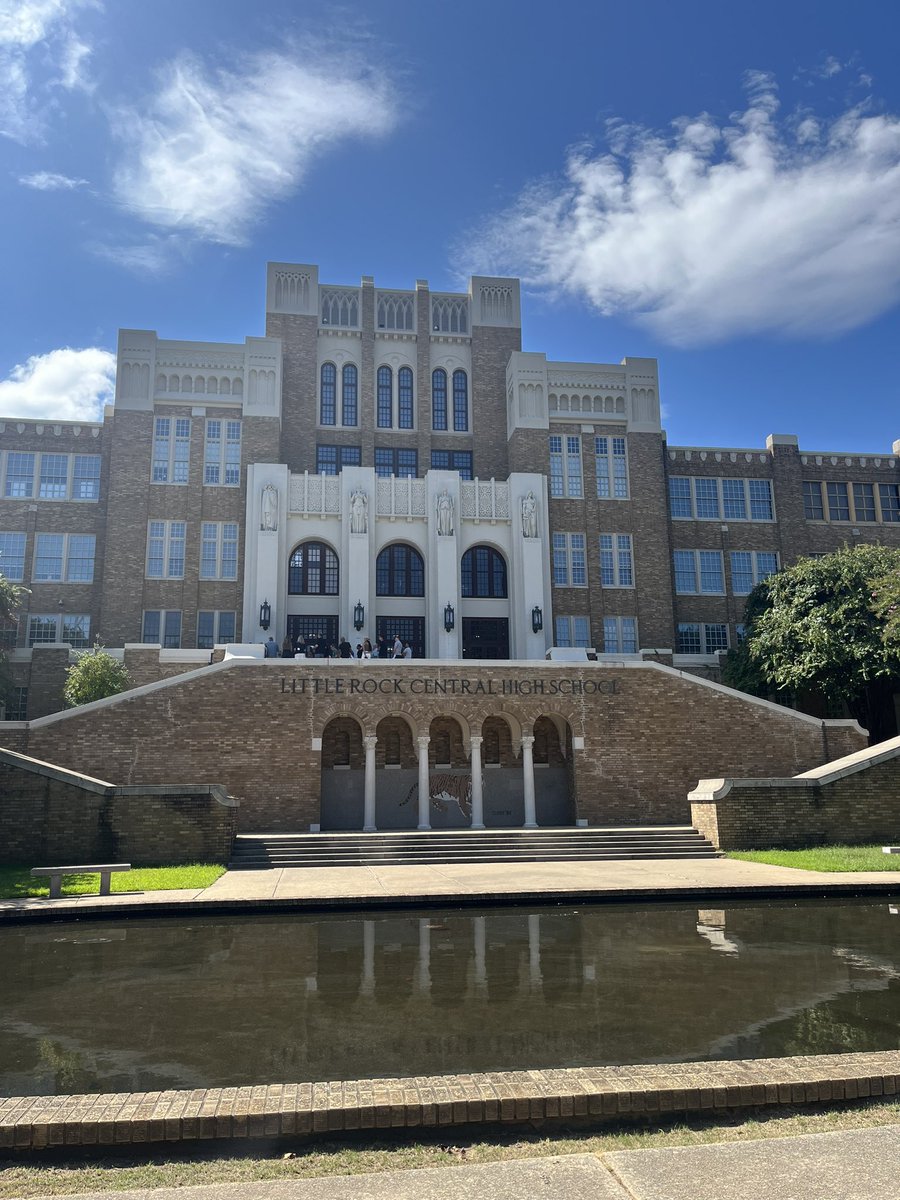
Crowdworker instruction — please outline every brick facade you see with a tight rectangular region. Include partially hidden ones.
[6,659,864,833]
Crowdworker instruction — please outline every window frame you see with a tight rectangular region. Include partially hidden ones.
[33,532,96,583]
[555,615,591,648]
[460,545,508,598]
[27,612,90,648]
[341,363,358,426]
[376,543,425,597]
[152,416,191,485]
[0,532,27,582]
[602,616,638,654]
[599,533,634,588]
[320,362,337,425]
[375,448,418,478]
[432,368,448,430]
[668,476,775,522]
[204,418,241,487]
[552,532,587,587]
[197,610,236,649]
[288,540,339,596]
[430,450,473,479]
[677,622,729,655]
[452,369,469,432]
[595,436,629,499]
[729,550,779,595]
[146,520,186,579]
[316,444,361,475]
[549,434,583,498]
[673,549,725,595]
[142,609,182,648]
[200,522,239,581]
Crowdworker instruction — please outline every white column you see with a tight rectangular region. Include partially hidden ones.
[521,734,537,828]
[528,913,542,988]
[360,919,375,996]
[473,915,487,992]
[363,734,378,832]
[417,736,431,830]
[469,736,485,829]
[417,917,432,994]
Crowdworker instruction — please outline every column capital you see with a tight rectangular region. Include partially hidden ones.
[417,735,431,747]
[521,734,535,749]
[363,734,378,750]
[469,734,483,747]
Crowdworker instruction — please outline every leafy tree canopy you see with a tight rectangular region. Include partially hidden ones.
[0,573,25,630]
[63,645,131,708]
[743,545,900,742]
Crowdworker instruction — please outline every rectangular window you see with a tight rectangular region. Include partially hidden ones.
[594,435,630,499]
[146,520,186,578]
[599,533,634,587]
[65,534,96,582]
[669,476,775,521]
[803,480,824,520]
[704,623,728,652]
[5,452,34,498]
[880,484,900,522]
[39,453,68,498]
[677,622,728,654]
[316,444,361,474]
[668,477,692,518]
[377,369,392,428]
[0,532,26,581]
[853,483,876,522]
[28,613,90,648]
[730,550,778,595]
[152,417,190,484]
[197,610,236,649]
[144,610,182,648]
[603,616,637,654]
[826,481,850,521]
[204,419,241,486]
[34,533,63,581]
[674,550,724,594]
[430,450,473,479]
[72,455,101,500]
[549,434,582,498]
[555,615,591,648]
[398,369,414,429]
[200,523,238,580]
[722,478,747,520]
[677,623,701,654]
[694,477,720,519]
[342,368,358,426]
[375,448,418,478]
[4,685,27,720]
[552,533,586,587]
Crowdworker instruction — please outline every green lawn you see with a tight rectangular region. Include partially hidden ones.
[0,863,226,899]
[729,845,900,872]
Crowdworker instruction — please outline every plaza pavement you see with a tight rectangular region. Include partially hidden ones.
[1,855,899,918]
[23,1127,900,1199]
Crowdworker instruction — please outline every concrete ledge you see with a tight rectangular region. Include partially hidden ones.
[2,1051,898,1149]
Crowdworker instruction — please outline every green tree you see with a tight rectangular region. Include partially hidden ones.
[63,644,131,707]
[0,573,27,714]
[745,545,900,744]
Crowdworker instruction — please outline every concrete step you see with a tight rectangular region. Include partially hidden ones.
[227,826,719,869]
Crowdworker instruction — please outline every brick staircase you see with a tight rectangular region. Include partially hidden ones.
[227,826,719,869]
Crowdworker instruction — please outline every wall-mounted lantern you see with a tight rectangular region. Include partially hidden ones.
[259,599,271,631]
[444,602,455,632]
[353,601,365,631]
[531,605,543,634]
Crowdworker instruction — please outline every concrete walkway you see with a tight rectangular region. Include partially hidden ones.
[28,1128,900,1199]
[1,856,899,919]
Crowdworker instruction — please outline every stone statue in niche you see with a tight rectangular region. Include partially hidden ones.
[349,489,368,534]
[261,483,278,531]
[436,489,454,536]
[521,490,539,538]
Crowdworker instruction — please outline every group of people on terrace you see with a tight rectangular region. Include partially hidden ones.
[264,633,413,660]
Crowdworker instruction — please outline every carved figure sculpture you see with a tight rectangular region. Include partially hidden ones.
[436,489,454,536]
[521,490,538,538]
[349,489,368,535]
[261,483,278,531]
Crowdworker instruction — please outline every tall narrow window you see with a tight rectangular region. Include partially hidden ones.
[4,453,34,498]
[452,370,468,431]
[398,367,414,429]
[72,455,101,500]
[320,362,336,425]
[377,365,392,428]
[549,435,583,497]
[596,437,629,498]
[39,454,68,498]
[342,364,358,426]
[432,368,448,429]
[0,533,26,581]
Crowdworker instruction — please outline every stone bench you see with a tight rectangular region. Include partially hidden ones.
[30,863,132,899]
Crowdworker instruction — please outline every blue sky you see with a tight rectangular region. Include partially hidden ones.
[1,0,900,451]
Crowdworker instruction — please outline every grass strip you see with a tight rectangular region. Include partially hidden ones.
[0,863,226,899]
[0,1098,898,1196]
[728,845,900,872]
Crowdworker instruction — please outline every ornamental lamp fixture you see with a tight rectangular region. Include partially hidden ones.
[531,605,543,634]
[444,602,455,632]
[353,600,365,631]
[259,599,271,631]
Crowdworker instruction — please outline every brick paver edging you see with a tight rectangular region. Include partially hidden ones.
[3,1051,899,1149]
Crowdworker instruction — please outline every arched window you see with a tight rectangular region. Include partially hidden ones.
[342,364,358,426]
[376,543,425,596]
[320,363,336,425]
[398,366,414,429]
[377,365,392,428]
[288,541,339,595]
[461,545,507,598]
[453,370,468,431]
[432,368,447,430]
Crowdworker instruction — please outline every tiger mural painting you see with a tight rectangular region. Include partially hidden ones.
[400,773,485,823]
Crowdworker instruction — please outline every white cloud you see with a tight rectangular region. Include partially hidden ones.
[458,75,900,346]
[19,169,86,188]
[88,233,187,275]
[110,46,399,245]
[0,347,115,421]
[0,0,97,141]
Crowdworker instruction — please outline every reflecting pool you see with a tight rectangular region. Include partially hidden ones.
[3,899,900,1096]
